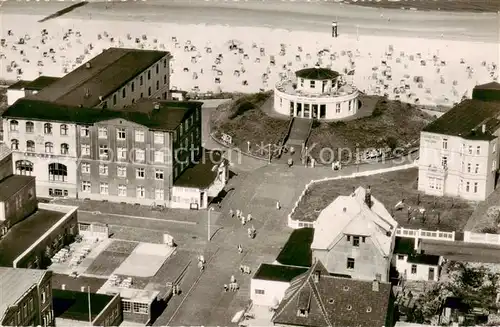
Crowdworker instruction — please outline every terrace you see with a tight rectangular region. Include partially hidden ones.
[276,80,358,98]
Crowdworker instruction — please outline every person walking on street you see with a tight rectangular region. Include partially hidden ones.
[276,201,281,210]
[229,209,234,218]
[238,244,243,253]
[224,284,228,292]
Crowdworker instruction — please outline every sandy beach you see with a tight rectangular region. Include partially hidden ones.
[0,1,498,106]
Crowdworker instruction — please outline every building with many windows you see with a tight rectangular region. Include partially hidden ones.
[418,82,500,201]
[0,267,54,326]
[273,67,359,120]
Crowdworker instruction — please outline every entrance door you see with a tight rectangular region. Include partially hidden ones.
[428,267,435,281]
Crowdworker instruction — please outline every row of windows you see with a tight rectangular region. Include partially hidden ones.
[9,121,69,135]
[81,144,168,163]
[346,235,366,246]
[11,139,70,154]
[111,68,168,106]
[460,180,480,193]
[16,161,68,181]
[12,295,35,326]
[82,182,165,200]
[428,177,443,191]
[82,163,165,180]
[122,301,149,314]
[80,127,165,144]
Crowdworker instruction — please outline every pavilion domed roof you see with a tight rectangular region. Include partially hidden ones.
[295,67,339,80]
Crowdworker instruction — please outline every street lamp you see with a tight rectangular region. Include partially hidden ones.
[247,141,250,153]
[207,207,214,241]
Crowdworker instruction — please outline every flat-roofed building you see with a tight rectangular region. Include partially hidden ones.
[0,267,53,326]
[418,82,500,201]
[53,289,123,326]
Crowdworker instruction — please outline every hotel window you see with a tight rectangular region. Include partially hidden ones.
[475,164,479,174]
[309,80,315,88]
[135,149,145,162]
[99,164,108,176]
[49,163,68,182]
[255,289,265,295]
[29,299,33,312]
[118,184,127,196]
[154,151,164,163]
[81,126,90,137]
[474,182,478,193]
[45,142,53,153]
[148,86,152,96]
[133,302,149,314]
[113,94,117,105]
[11,139,18,150]
[60,124,68,136]
[352,236,360,247]
[156,80,160,90]
[442,138,447,149]
[435,179,442,190]
[122,88,126,98]
[466,182,470,192]
[26,140,35,152]
[411,264,417,274]
[117,166,127,177]
[117,147,127,160]
[98,127,108,139]
[136,168,145,179]
[131,82,135,92]
[81,163,90,174]
[164,59,167,68]
[156,64,159,74]
[467,163,471,173]
[459,179,463,191]
[346,258,355,269]
[25,121,34,133]
[99,145,109,159]
[123,301,131,313]
[81,144,90,156]
[81,181,91,192]
[41,291,46,304]
[468,145,472,154]
[441,156,448,168]
[429,177,435,189]
[164,75,167,84]
[476,146,481,155]
[397,255,405,260]
[100,182,109,195]
[136,186,146,199]
[117,128,126,140]
[61,143,69,155]
[154,132,164,144]
[135,130,145,142]
[147,70,151,80]
[44,123,52,134]
[10,120,18,131]
[23,303,27,317]
[155,169,164,180]
[300,78,304,87]
[336,103,341,113]
[155,188,164,200]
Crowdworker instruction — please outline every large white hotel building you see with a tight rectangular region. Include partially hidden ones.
[418,82,500,201]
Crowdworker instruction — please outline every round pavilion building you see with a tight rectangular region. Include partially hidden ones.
[274,67,359,120]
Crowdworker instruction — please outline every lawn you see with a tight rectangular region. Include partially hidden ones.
[307,97,433,162]
[291,168,475,232]
[210,92,290,157]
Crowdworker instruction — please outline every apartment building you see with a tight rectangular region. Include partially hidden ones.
[0,268,54,326]
[418,82,500,201]
[2,48,173,198]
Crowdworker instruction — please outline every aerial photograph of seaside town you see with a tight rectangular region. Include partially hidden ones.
[0,0,499,326]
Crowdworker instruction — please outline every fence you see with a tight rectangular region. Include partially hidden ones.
[396,227,455,247]
[463,231,500,246]
[287,162,417,228]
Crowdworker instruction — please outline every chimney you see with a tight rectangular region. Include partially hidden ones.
[85,62,91,69]
[61,284,66,290]
[372,274,381,292]
[482,124,486,133]
[80,286,85,292]
[365,186,373,209]
[313,270,320,283]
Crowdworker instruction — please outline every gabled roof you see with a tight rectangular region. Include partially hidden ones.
[2,98,201,132]
[33,48,170,107]
[0,268,48,322]
[311,187,397,257]
[272,261,392,327]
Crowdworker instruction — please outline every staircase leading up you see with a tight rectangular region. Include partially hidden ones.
[286,118,312,146]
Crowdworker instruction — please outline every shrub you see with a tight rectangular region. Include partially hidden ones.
[372,100,387,117]
[229,100,255,119]
[312,119,321,129]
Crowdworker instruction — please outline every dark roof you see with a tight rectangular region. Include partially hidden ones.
[33,48,171,107]
[52,273,107,293]
[0,175,35,201]
[474,81,500,91]
[407,253,440,266]
[275,228,314,268]
[295,68,339,80]
[174,150,228,188]
[0,209,65,267]
[272,261,392,327]
[53,289,114,321]
[394,237,440,265]
[393,237,415,255]
[422,99,500,140]
[3,98,202,132]
[24,76,60,91]
[253,264,309,282]
[7,80,30,90]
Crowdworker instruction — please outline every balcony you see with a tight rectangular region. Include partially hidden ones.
[275,80,358,99]
[427,164,447,177]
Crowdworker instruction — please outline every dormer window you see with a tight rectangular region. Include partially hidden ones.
[352,236,360,247]
[297,309,308,317]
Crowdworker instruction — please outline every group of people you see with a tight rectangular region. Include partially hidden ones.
[229,209,253,225]
[197,254,206,271]
[239,265,251,274]
[224,275,239,292]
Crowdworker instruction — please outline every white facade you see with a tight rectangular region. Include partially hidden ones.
[418,131,498,201]
[392,254,442,282]
[3,118,78,198]
[273,75,359,120]
[250,278,291,307]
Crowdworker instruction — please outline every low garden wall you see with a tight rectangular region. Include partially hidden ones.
[463,231,500,246]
